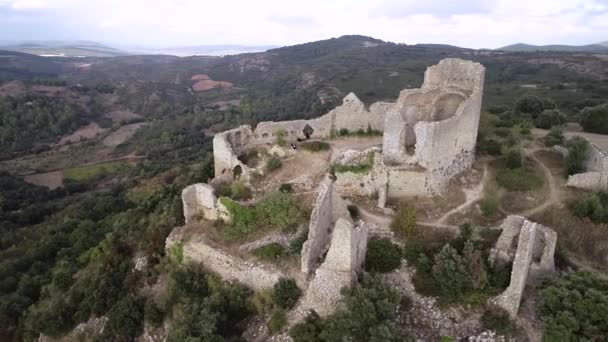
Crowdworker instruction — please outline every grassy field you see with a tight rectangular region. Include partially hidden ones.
[63,160,131,182]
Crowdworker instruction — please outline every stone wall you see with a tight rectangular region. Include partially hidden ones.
[167,233,284,291]
[567,142,608,190]
[300,181,352,275]
[381,58,485,196]
[181,183,219,223]
[492,216,557,318]
[296,219,368,317]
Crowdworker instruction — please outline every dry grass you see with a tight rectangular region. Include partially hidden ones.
[531,205,608,272]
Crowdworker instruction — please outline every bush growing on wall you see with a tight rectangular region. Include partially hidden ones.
[390,203,417,238]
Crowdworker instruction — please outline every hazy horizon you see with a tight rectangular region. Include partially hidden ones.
[0,0,607,49]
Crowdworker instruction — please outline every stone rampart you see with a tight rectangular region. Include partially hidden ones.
[181,183,219,223]
[492,216,557,317]
[300,181,352,275]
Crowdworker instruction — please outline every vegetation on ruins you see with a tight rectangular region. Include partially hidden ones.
[391,203,417,238]
[219,192,303,240]
[300,140,330,152]
[289,275,413,342]
[365,238,402,273]
[564,136,589,175]
[251,242,287,261]
[332,152,375,174]
[266,155,283,171]
[289,229,309,255]
[539,271,608,341]
[479,195,498,217]
[272,278,302,310]
[403,224,509,305]
[578,103,608,134]
[275,129,287,147]
[480,306,518,337]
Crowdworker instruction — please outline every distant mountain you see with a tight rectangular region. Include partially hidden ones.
[0,40,128,57]
[498,42,608,53]
[128,45,278,57]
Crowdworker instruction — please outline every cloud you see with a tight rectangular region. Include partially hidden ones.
[0,0,606,48]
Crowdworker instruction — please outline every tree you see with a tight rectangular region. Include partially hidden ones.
[565,137,589,175]
[534,109,566,129]
[432,244,472,302]
[515,95,544,117]
[504,148,522,169]
[365,238,402,273]
[462,241,487,290]
[578,104,608,134]
[545,126,564,147]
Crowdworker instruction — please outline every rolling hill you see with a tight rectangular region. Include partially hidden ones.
[498,42,608,53]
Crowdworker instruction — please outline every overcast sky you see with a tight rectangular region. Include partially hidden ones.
[0,0,606,49]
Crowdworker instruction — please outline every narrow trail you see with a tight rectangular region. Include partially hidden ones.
[435,164,489,225]
[500,147,561,218]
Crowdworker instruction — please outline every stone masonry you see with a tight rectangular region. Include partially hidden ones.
[491,216,557,318]
[300,180,352,275]
[181,183,219,223]
[295,218,368,317]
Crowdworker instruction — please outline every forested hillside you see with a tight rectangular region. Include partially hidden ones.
[1,35,608,341]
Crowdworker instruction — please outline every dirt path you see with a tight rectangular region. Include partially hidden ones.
[501,147,561,218]
[435,164,489,225]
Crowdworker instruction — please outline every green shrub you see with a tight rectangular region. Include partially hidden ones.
[279,183,293,193]
[251,243,286,261]
[266,156,282,172]
[565,137,589,175]
[219,192,303,240]
[338,128,349,136]
[496,168,543,191]
[300,141,330,152]
[431,244,473,303]
[289,275,410,342]
[289,229,308,255]
[481,306,516,336]
[144,301,165,327]
[272,278,302,310]
[504,148,522,169]
[230,181,252,200]
[478,138,502,156]
[391,204,417,238]
[534,109,566,129]
[539,271,608,341]
[545,126,564,147]
[578,103,608,134]
[479,196,497,217]
[515,95,544,117]
[365,238,402,273]
[569,190,608,223]
[267,309,287,335]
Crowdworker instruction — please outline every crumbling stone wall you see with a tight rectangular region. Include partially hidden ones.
[213,126,254,181]
[491,216,557,318]
[166,232,284,291]
[181,183,219,223]
[300,181,351,275]
[567,142,608,190]
[296,218,368,317]
[381,58,484,196]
